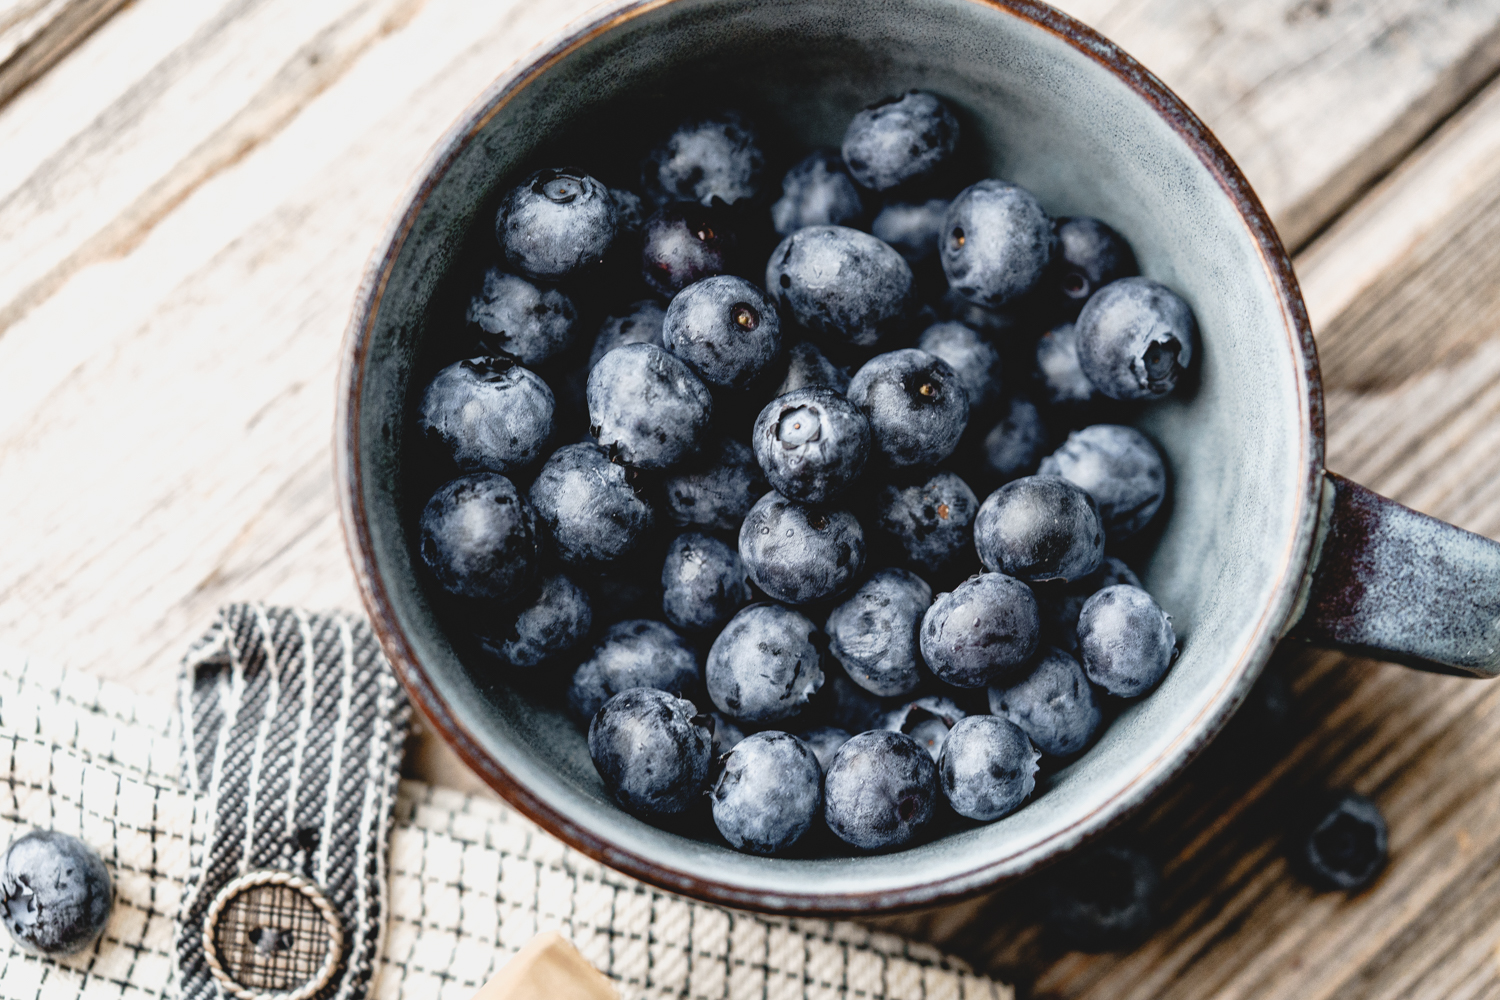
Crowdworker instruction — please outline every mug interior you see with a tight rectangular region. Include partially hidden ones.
[344,0,1322,910]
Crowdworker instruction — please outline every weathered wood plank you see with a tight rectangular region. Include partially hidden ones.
[0,0,129,110]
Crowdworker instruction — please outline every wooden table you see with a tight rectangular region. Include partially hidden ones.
[5,0,1500,996]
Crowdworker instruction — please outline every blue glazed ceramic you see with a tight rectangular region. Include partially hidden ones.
[338,0,1500,912]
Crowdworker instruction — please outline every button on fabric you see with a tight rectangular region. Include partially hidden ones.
[203,870,344,1000]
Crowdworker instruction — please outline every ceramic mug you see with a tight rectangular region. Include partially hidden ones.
[337,0,1500,913]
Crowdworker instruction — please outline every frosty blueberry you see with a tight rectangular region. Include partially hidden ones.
[530,443,654,566]
[663,276,783,387]
[1040,424,1167,541]
[590,300,667,369]
[661,437,767,532]
[776,341,851,397]
[982,397,1048,483]
[640,202,738,298]
[771,151,866,234]
[974,475,1104,583]
[941,180,1056,309]
[989,647,1101,756]
[1,830,112,955]
[869,471,978,574]
[418,358,554,475]
[938,715,1038,821]
[797,726,852,772]
[419,474,540,602]
[474,573,593,670]
[917,321,1003,412]
[883,695,967,760]
[826,569,932,697]
[823,730,938,851]
[841,91,959,192]
[1054,216,1138,313]
[738,492,865,604]
[706,603,825,722]
[766,226,916,350]
[1292,791,1387,892]
[752,387,870,504]
[568,619,700,722]
[1035,322,1107,414]
[1076,277,1197,400]
[587,343,712,469]
[711,732,823,855]
[497,167,617,282]
[1076,584,1176,697]
[643,110,766,207]
[466,267,578,366]
[848,349,969,469]
[919,572,1039,688]
[871,199,950,265]
[588,688,712,819]
[660,532,752,633]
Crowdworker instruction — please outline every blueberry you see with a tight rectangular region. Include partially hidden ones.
[916,322,1003,413]
[640,202,738,298]
[941,180,1056,309]
[826,569,932,697]
[1035,322,1106,413]
[590,300,667,370]
[1076,584,1175,697]
[706,603,825,722]
[766,226,916,350]
[989,647,1101,756]
[1039,424,1167,542]
[587,343,712,469]
[568,620,700,722]
[751,387,870,504]
[1037,556,1141,654]
[1,831,111,955]
[771,151,867,235]
[530,443,654,566]
[871,199,950,265]
[1292,791,1387,891]
[825,672,888,735]
[982,397,1048,483]
[823,730,938,851]
[870,471,978,574]
[919,572,1039,688]
[418,358,554,475]
[497,168,617,282]
[709,711,747,757]
[643,110,765,207]
[776,340,851,397]
[661,437,767,532]
[588,688,713,819]
[611,187,647,235]
[841,91,959,192]
[1041,844,1160,951]
[796,726,852,772]
[883,695,967,760]
[738,492,865,604]
[419,474,540,602]
[848,349,969,468]
[974,476,1104,583]
[661,532,752,633]
[711,732,823,855]
[466,267,579,366]
[932,287,1029,341]
[663,276,783,387]
[938,715,1038,821]
[1054,217,1138,312]
[474,573,593,669]
[1076,277,1197,400]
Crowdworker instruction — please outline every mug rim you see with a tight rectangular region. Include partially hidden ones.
[336,0,1327,913]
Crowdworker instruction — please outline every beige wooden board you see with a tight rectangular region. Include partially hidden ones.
[5,0,1500,995]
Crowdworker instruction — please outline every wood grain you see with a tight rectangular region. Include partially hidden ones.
[0,0,130,110]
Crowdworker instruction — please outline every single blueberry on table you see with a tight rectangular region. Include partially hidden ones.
[738,492,866,605]
[706,603,825,723]
[642,110,766,207]
[1035,322,1108,414]
[418,358,554,475]
[1,830,111,956]
[1040,424,1167,542]
[841,90,960,192]
[938,715,1038,821]
[640,202,738,298]
[766,226,916,350]
[917,321,1003,413]
[568,620,700,723]
[823,730,939,851]
[919,572,1039,688]
[588,688,713,820]
[497,167,617,282]
[982,396,1048,484]
[776,340,850,397]
[466,267,579,366]
[870,471,978,575]
[587,343,713,469]
[590,300,667,370]
[661,532,752,633]
[1076,277,1197,400]
[941,180,1057,309]
[771,150,867,235]
[709,712,747,757]
[1076,584,1176,698]
[826,568,933,697]
[663,275,783,387]
[661,436,766,532]
[1053,217,1138,313]
[752,387,870,504]
[883,695,967,760]
[711,732,823,855]
[1037,555,1141,654]
[974,475,1104,583]
[529,442,654,567]
[474,573,593,670]
[871,199,950,265]
[1292,791,1387,892]
[989,646,1101,757]
[797,726,853,772]
[1041,844,1160,951]
[419,474,540,602]
[848,349,970,469]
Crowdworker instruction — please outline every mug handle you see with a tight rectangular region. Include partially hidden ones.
[1288,471,1500,678]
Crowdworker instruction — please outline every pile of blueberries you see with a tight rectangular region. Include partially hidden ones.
[413,90,1198,857]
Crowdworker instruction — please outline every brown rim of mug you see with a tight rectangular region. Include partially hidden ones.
[336,0,1326,914]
